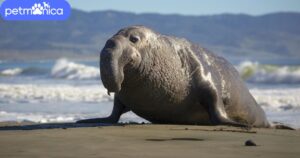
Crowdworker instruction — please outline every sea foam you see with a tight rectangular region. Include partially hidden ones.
[0,83,113,103]
[250,86,300,112]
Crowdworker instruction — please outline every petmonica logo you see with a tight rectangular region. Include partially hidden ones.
[0,0,71,20]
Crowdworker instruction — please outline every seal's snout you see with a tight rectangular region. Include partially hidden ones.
[100,38,124,94]
[104,39,117,49]
[100,34,140,94]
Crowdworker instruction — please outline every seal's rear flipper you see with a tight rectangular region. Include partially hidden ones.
[272,122,295,130]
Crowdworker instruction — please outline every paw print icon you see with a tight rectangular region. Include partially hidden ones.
[32,3,44,15]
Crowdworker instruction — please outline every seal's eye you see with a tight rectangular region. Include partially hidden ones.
[129,35,139,43]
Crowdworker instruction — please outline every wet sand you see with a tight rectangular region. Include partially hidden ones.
[0,122,299,158]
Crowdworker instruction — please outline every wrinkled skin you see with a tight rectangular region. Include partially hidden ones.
[77,25,270,127]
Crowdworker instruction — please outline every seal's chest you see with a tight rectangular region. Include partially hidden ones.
[119,85,212,124]
[122,94,210,124]
[120,85,188,108]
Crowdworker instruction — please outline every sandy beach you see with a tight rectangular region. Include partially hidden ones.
[0,122,299,158]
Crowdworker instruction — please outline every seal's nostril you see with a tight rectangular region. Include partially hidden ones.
[105,39,116,49]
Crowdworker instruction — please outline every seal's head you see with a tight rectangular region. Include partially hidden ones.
[100,26,156,94]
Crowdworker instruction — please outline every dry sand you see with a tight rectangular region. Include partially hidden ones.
[0,122,299,158]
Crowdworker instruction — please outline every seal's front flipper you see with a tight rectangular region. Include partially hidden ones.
[77,95,129,124]
[209,109,249,128]
[214,117,250,128]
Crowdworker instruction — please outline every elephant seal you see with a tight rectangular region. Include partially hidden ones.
[77,25,270,127]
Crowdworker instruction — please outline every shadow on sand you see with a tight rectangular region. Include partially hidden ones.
[0,123,116,131]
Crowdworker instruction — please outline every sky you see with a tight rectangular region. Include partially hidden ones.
[67,0,300,15]
[0,0,299,15]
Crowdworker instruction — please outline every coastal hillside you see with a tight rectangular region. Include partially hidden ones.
[0,9,299,60]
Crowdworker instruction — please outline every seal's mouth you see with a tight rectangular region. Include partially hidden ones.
[103,76,122,95]
[101,66,123,94]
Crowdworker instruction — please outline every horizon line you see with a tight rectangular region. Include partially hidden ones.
[71,8,300,17]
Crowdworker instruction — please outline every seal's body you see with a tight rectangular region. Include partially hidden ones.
[78,26,270,127]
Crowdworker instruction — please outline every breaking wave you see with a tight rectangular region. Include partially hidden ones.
[0,68,23,76]
[2,59,300,84]
[51,58,100,80]
[0,58,100,80]
[237,61,300,84]
[0,67,49,76]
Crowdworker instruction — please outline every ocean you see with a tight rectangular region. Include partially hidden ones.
[0,58,300,128]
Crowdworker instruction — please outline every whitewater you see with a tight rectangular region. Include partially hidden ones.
[0,59,300,128]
